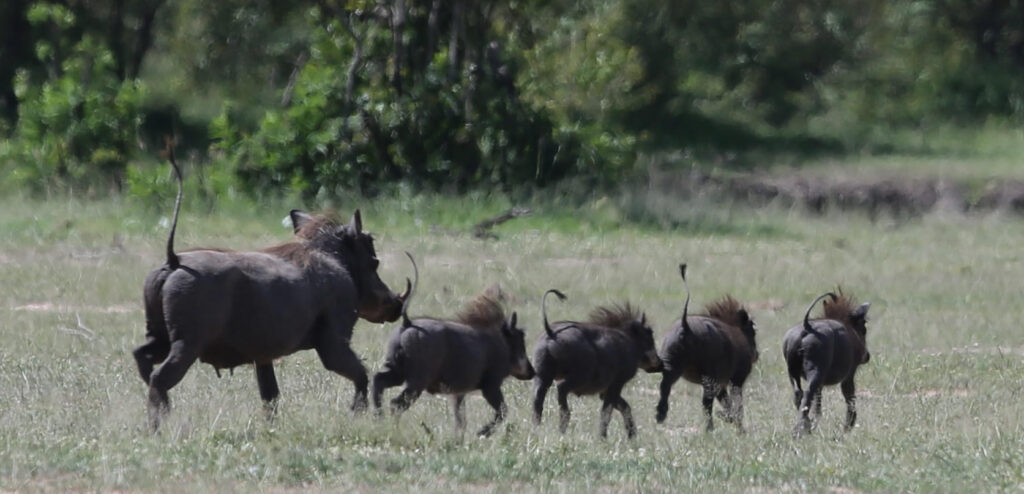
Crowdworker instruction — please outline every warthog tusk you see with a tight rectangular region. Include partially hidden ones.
[399,279,411,300]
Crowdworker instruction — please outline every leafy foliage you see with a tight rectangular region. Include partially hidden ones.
[2,0,1024,197]
[215,4,586,198]
[1,4,144,195]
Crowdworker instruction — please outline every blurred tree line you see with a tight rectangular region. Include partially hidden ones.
[1,0,1023,198]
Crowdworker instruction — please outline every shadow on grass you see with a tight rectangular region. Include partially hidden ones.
[624,102,844,170]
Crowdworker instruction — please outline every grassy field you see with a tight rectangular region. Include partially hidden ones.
[1,191,1023,493]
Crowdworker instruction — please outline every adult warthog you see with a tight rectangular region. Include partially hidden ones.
[372,256,534,437]
[656,264,758,432]
[532,290,662,439]
[133,147,407,430]
[782,288,871,435]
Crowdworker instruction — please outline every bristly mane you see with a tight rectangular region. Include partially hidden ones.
[294,212,342,240]
[455,292,507,331]
[179,212,347,268]
[262,212,344,267]
[821,287,858,326]
[701,295,747,328]
[587,302,641,331]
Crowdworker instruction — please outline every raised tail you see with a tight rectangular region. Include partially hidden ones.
[164,138,184,270]
[679,263,692,334]
[401,251,418,328]
[803,291,838,334]
[542,289,567,339]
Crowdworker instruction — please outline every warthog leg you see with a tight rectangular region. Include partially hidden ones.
[451,395,466,433]
[614,396,636,439]
[556,381,573,434]
[598,395,615,439]
[133,337,169,385]
[477,386,507,437]
[255,363,279,419]
[715,387,734,423]
[789,376,804,411]
[841,377,857,431]
[655,371,681,424]
[700,377,719,432]
[796,361,825,435]
[532,376,552,425]
[730,385,745,432]
[314,335,369,413]
[371,368,404,415]
[390,386,422,415]
[147,340,198,431]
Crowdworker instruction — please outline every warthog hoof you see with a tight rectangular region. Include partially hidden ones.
[350,394,368,414]
[793,417,813,438]
[262,401,279,422]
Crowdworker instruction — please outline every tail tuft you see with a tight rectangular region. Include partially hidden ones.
[164,137,183,270]
[542,289,567,339]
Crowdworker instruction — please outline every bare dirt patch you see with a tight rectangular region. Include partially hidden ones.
[920,344,1024,357]
[859,389,971,399]
[10,302,139,314]
[745,299,787,311]
[659,171,1024,219]
[544,257,621,267]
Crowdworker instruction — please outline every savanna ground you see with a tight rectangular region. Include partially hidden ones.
[2,157,1024,492]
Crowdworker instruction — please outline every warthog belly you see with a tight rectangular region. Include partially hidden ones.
[199,345,252,370]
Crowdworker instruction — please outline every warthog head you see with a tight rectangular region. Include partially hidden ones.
[501,312,535,380]
[739,309,759,361]
[290,209,407,323]
[824,295,871,364]
[629,313,662,373]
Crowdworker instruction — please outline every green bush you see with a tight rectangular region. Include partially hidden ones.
[0,4,144,195]
[213,6,595,199]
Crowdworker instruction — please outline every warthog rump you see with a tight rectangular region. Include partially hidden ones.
[532,289,662,439]
[782,288,871,435]
[372,257,534,437]
[656,264,759,431]
[133,146,407,430]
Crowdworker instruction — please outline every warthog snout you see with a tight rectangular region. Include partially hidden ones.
[360,281,410,323]
[643,350,663,373]
[512,357,536,380]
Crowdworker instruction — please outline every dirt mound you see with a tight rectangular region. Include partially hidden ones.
[673,171,1024,219]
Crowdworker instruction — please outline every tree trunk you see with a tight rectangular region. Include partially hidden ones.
[391,0,406,96]
[109,0,126,80]
[343,13,365,104]
[0,0,31,123]
[448,0,463,82]
[426,0,441,60]
[127,0,165,80]
[360,109,400,180]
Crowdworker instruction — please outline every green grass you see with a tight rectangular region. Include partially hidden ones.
[2,193,1023,492]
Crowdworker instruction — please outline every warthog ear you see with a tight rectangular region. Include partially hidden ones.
[289,209,315,234]
[350,209,363,233]
[852,302,871,319]
[737,309,751,325]
[641,312,647,327]
[508,311,518,330]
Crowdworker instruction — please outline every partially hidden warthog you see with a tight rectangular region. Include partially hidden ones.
[782,289,871,435]
[371,256,534,437]
[656,264,759,431]
[133,149,407,430]
[532,290,662,439]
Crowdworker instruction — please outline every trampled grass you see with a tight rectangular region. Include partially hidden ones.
[1,194,1023,492]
